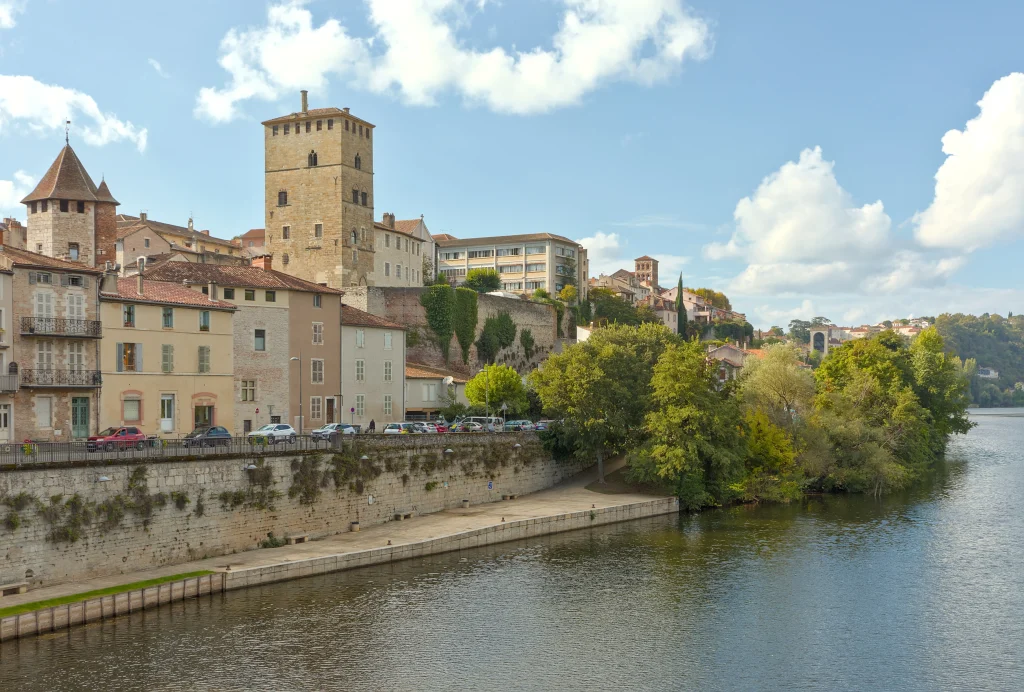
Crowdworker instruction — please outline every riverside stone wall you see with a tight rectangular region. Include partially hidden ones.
[0,434,581,590]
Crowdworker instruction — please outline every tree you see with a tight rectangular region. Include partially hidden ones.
[693,288,732,310]
[768,326,784,337]
[811,316,833,327]
[475,311,517,364]
[558,285,578,304]
[466,363,528,415]
[463,268,501,293]
[788,320,811,344]
[590,287,661,327]
[739,344,815,426]
[422,256,436,286]
[453,288,478,363]
[675,274,687,336]
[560,256,578,287]
[531,323,677,482]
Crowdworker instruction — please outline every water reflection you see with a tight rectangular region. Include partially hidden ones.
[1,413,1022,691]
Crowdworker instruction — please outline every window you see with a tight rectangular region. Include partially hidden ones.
[351,189,359,204]
[526,263,546,272]
[313,322,324,344]
[254,329,266,351]
[314,223,323,238]
[384,331,393,350]
[355,154,361,169]
[384,234,390,248]
[384,262,390,277]
[355,359,364,382]
[241,380,256,401]
[305,121,311,133]
[117,342,141,372]
[68,342,85,371]
[162,307,174,328]
[123,399,140,422]
[526,245,546,255]
[345,120,350,131]
[68,243,80,260]
[355,329,365,348]
[265,291,276,303]
[282,225,290,239]
[198,346,211,373]
[468,250,494,259]
[526,281,544,290]
[123,304,135,327]
[503,282,523,291]
[316,120,322,131]
[36,341,54,369]
[361,192,367,206]
[383,394,392,416]
[396,264,402,279]
[310,396,323,420]
[36,396,53,427]
[308,150,318,167]
[273,125,278,135]
[144,238,150,249]
[311,359,324,384]
[442,251,463,260]
[60,200,69,212]
[162,344,174,373]
[366,128,370,140]
[224,288,235,300]
[496,247,521,257]
[284,124,290,135]
[499,264,523,273]
[76,201,85,213]
[355,394,365,416]
[30,202,36,214]
[66,293,85,319]
[244,289,255,301]
[350,230,357,245]
[361,227,366,242]
[33,291,54,317]
[283,254,290,265]
[358,125,363,135]
[199,310,211,331]
[557,246,576,258]
[36,244,42,253]
[422,383,438,402]
[383,360,392,382]
[327,119,333,129]
[278,191,287,206]
[313,294,321,308]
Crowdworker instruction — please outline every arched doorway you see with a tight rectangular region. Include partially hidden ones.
[813,332,825,352]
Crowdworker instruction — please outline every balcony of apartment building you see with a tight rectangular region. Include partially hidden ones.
[19,367,102,388]
[20,316,103,339]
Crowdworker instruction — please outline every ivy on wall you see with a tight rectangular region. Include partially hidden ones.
[476,311,517,364]
[453,288,479,364]
[520,329,535,360]
[420,284,456,363]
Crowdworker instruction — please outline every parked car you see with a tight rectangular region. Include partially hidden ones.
[535,420,555,431]
[247,424,297,444]
[450,421,484,433]
[432,421,448,433]
[416,422,440,434]
[311,423,357,441]
[382,422,419,435]
[503,419,536,432]
[463,416,504,432]
[88,426,148,452]
[182,426,232,448]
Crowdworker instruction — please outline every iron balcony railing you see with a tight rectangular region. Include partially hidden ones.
[20,369,102,387]
[20,316,103,338]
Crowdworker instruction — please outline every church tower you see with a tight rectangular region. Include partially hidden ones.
[634,255,659,289]
[263,90,375,287]
[20,144,119,267]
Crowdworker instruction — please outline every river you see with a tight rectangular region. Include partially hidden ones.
[2,411,1022,690]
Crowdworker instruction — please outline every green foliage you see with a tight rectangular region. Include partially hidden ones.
[476,311,517,363]
[466,363,529,414]
[406,328,421,348]
[589,287,661,327]
[170,491,190,511]
[934,312,1024,405]
[424,481,439,492]
[260,532,286,549]
[739,344,815,425]
[463,268,502,293]
[675,275,687,336]
[693,288,731,310]
[420,284,456,363]
[194,490,206,518]
[43,494,93,543]
[4,511,20,532]
[730,409,802,503]
[453,288,479,363]
[520,328,536,360]
[289,455,329,505]
[422,256,435,286]
[558,285,578,304]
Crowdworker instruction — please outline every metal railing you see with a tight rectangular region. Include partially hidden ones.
[20,369,102,387]
[20,316,103,338]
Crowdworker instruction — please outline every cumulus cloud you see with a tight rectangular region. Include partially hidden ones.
[576,230,688,283]
[196,0,711,122]
[0,1,25,30]
[0,169,35,212]
[914,72,1024,251]
[0,75,148,152]
[148,58,170,79]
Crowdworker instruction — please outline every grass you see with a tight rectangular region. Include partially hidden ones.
[0,570,215,619]
[585,467,673,497]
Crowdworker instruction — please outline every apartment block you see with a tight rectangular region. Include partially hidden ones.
[340,305,406,427]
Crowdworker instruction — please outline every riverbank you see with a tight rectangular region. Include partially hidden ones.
[0,463,677,642]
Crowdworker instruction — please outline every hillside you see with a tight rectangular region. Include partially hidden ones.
[934,313,1024,406]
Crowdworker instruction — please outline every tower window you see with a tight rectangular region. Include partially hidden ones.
[273,125,279,135]
[68,243,80,261]
[350,230,357,245]
[30,202,36,213]
[345,120,349,131]
[76,201,85,213]
[60,200,69,212]
[315,223,323,238]
[327,119,333,129]
[278,191,287,206]
[366,128,370,140]
[351,189,358,204]
[316,120,322,131]
[41,200,48,212]
[305,121,310,133]
[308,150,318,167]
[282,225,290,239]
[361,192,368,206]
[358,125,363,135]
[354,154,361,170]
[283,253,290,265]
[284,124,290,134]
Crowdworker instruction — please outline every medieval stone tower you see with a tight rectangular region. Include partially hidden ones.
[20,144,119,267]
[634,255,659,289]
[263,91,375,287]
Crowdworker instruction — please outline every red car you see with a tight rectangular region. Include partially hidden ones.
[88,426,148,452]
[433,422,448,433]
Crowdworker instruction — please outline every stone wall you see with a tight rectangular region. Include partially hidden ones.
[0,433,581,589]
[343,286,560,376]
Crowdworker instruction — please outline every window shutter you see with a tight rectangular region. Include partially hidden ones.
[116,343,124,372]
[82,277,89,288]
[136,344,143,371]
[60,274,68,287]
[28,272,36,285]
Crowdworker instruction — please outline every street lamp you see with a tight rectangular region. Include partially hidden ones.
[290,356,302,433]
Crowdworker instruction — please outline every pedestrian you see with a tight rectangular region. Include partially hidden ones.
[369,419,376,433]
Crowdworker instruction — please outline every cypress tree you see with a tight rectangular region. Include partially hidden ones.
[675,273,688,336]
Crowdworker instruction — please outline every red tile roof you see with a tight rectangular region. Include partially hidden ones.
[406,362,467,383]
[116,216,236,247]
[341,305,406,330]
[240,228,265,239]
[634,255,656,261]
[431,233,457,242]
[21,145,112,204]
[435,232,581,248]
[0,245,103,273]
[102,278,236,310]
[95,179,119,205]
[143,262,344,294]
[393,219,422,236]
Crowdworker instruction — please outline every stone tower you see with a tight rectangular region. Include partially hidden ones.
[263,91,376,288]
[19,144,119,267]
[634,255,658,289]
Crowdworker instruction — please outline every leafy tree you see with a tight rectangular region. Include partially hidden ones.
[559,256,578,287]
[788,319,811,344]
[422,256,435,286]
[730,409,802,503]
[590,287,661,327]
[739,344,815,426]
[453,288,478,363]
[466,363,528,414]
[811,316,833,326]
[463,268,501,293]
[768,326,784,337]
[693,288,732,310]
[558,285,578,304]
[532,288,551,300]
[475,311,517,363]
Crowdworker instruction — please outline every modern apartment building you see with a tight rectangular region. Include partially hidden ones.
[435,233,588,299]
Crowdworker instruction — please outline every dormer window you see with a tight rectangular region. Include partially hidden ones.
[308,150,318,167]
[76,201,85,213]
[30,202,37,213]
[59,200,69,212]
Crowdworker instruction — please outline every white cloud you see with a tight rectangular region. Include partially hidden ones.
[0,169,34,212]
[576,229,688,284]
[0,1,25,30]
[914,72,1024,251]
[148,58,170,79]
[0,75,148,152]
[611,213,706,230]
[196,0,711,122]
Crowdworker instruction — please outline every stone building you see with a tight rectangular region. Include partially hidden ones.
[1,246,103,441]
[263,90,376,288]
[340,305,407,427]
[99,273,236,436]
[144,256,344,434]
[373,213,427,287]
[0,217,27,250]
[634,255,658,288]
[0,255,12,444]
[114,213,241,271]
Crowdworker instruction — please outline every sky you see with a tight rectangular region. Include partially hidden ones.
[2,0,1024,329]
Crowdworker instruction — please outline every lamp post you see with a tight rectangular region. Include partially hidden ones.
[290,356,302,433]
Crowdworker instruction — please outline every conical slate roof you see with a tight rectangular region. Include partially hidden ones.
[20,145,102,204]
[95,179,119,205]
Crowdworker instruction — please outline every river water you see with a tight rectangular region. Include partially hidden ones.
[2,411,1022,691]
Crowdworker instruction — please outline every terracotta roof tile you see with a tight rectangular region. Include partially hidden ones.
[393,219,422,236]
[94,179,119,205]
[102,278,236,310]
[341,305,406,330]
[0,245,103,273]
[634,255,656,261]
[431,233,457,241]
[405,362,467,383]
[144,262,344,294]
[240,228,265,239]
[21,145,102,204]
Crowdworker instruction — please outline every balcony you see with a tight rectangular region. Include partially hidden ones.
[20,369,102,388]
[21,316,102,338]
[0,374,17,392]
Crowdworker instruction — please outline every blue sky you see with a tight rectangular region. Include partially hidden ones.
[2,0,1024,328]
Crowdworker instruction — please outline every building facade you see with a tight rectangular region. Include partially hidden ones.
[99,275,236,436]
[404,363,468,420]
[435,233,588,298]
[263,91,376,288]
[0,257,13,444]
[373,213,427,287]
[634,255,658,288]
[340,305,406,427]
[114,213,241,272]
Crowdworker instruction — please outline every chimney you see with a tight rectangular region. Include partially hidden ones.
[139,212,147,222]
[301,90,308,113]
[252,254,272,271]
[200,230,210,236]
[101,267,118,293]
[343,107,350,113]
[136,257,146,295]
[188,218,194,232]
[208,281,218,301]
